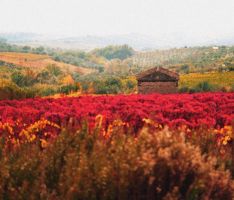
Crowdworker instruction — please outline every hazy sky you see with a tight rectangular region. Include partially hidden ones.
[0,0,234,38]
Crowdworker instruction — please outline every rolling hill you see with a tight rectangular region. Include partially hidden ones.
[0,52,97,99]
[0,52,94,75]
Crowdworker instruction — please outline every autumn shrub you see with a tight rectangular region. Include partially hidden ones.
[0,80,26,100]
[0,78,40,100]
[194,81,216,92]
[178,86,189,93]
[179,81,217,93]
[0,125,233,200]
[1,93,233,133]
[58,84,79,94]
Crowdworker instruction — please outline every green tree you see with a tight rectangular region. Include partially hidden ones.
[195,81,214,92]
[93,45,135,60]
[46,64,62,77]
[22,46,31,53]
[11,72,25,87]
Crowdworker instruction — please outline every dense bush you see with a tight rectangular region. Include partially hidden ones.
[76,75,137,94]
[179,81,221,93]
[194,81,215,92]
[11,71,37,87]
[94,77,122,94]
[0,126,233,200]
[0,80,28,100]
[58,84,80,94]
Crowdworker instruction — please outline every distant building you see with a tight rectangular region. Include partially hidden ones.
[136,67,179,94]
[212,46,219,50]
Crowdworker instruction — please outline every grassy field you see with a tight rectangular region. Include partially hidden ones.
[0,52,94,75]
[179,71,234,89]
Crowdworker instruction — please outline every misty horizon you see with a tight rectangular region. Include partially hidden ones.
[1,0,234,49]
[1,0,234,37]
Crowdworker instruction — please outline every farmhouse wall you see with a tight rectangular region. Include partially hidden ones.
[138,81,178,94]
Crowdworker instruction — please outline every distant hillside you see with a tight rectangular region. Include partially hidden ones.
[5,33,159,51]
[129,46,234,73]
[0,52,93,75]
[0,33,39,42]
[0,52,97,99]
[1,32,234,50]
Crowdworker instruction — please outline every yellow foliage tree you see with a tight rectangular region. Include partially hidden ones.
[61,75,75,85]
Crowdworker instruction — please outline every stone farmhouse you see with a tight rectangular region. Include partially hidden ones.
[136,67,179,94]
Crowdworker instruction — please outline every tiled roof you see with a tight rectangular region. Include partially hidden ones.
[136,67,179,81]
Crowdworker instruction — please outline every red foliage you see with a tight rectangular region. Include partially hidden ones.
[0,93,233,135]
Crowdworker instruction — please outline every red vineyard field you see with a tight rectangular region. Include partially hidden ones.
[0,93,233,136]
